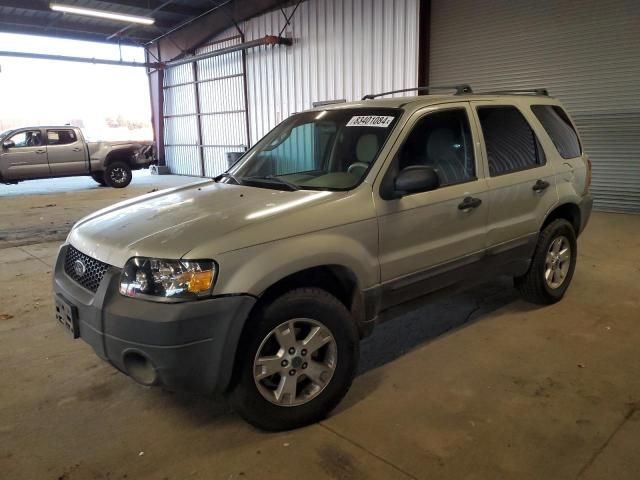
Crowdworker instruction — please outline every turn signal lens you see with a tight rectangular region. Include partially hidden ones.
[181,270,214,293]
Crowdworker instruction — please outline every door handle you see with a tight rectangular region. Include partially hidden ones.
[72,147,81,152]
[35,149,46,154]
[532,179,550,192]
[458,196,482,211]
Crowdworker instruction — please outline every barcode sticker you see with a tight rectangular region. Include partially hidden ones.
[346,116,395,128]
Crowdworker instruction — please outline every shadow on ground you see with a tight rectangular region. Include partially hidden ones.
[161,277,521,423]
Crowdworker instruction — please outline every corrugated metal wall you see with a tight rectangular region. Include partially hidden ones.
[429,0,640,213]
[242,0,420,144]
[163,36,249,176]
[162,0,419,177]
[196,36,249,177]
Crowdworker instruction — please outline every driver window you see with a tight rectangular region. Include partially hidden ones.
[8,130,43,148]
[397,109,475,186]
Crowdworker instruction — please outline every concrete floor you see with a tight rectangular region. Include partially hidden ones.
[1,174,639,480]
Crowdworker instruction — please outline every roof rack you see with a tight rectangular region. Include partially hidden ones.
[480,88,549,96]
[362,84,472,100]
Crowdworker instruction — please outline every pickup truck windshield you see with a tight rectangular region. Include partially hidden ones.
[226,108,401,191]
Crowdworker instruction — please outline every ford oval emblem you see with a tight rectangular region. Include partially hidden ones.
[73,259,86,277]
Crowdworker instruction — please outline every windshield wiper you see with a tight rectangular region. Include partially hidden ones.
[214,172,243,185]
[245,175,300,191]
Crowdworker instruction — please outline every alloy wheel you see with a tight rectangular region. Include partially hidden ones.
[253,318,337,407]
[545,235,571,289]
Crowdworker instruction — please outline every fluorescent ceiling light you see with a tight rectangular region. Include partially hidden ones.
[50,3,155,25]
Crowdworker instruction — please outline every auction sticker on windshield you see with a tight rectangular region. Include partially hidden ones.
[346,116,395,128]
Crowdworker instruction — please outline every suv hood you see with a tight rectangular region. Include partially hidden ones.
[68,181,347,267]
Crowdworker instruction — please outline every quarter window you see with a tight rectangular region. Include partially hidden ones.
[396,109,475,186]
[531,105,581,158]
[477,106,545,176]
[47,130,77,146]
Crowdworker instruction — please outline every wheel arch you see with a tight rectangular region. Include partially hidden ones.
[251,264,368,335]
[104,147,136,167]
[541,202,581,235]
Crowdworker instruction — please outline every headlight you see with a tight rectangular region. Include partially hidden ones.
[120,257,216,302]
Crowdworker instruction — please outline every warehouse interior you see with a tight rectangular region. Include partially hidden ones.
[1,1,639,479]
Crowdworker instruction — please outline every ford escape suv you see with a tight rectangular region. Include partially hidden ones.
[53,85,593,431]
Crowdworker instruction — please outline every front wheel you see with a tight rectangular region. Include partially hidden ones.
[229,288,359,431]
[104,161,132,188]
[515,219,577,304]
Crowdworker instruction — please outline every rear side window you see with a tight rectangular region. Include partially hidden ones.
[47,129,77,146]
[531,105,581,158]
[477,106,545,176]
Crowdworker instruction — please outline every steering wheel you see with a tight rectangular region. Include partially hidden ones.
[347,162,369,176]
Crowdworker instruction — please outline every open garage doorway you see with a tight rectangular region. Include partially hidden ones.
[0,32,152,142]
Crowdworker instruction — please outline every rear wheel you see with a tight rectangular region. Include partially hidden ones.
[515,219,577,304]
[229,288,359,431]
[104,161,132,188]
[91,172,107,186]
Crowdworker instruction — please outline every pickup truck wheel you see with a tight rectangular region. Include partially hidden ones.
[104,161,132,188]
[230,288,359,431]
[515,219,577,304]
[91,172,107,186]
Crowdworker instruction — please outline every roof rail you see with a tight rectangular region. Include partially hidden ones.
[362,84,472,100]
[480,88,549,96]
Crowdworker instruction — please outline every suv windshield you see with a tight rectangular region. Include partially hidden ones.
[225,108,401,191]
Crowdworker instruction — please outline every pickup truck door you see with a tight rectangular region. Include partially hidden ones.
[0,129,49,180]
[46,129,88,176]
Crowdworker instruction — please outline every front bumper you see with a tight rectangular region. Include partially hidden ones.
[52,245,255,394]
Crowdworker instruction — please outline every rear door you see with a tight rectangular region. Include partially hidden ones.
[0,129,49,180]
[46,129,88,176]
[470,101,559,255]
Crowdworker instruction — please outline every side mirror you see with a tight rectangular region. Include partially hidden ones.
[393,165,439,197]
[2,140,15,149]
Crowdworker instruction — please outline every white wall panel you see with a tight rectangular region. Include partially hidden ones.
[430,0,640,212]
[242,0,420,144]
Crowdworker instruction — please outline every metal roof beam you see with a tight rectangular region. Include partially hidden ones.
[0,49,156,67]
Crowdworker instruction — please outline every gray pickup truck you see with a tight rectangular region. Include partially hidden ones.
[0,126,154,188]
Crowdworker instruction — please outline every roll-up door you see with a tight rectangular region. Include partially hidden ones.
[429,0,640,212]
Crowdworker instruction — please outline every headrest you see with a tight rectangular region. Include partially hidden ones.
[356,134,379,164]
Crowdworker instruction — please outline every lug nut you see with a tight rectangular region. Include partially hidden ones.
[301,349,307,356]
[281,359,288,367]
[288,347,295,354]
[289,369,296,376]
[302,362,308,369]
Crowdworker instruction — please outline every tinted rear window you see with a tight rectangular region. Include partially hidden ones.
[477,106,545,176]
[531,105,581,158]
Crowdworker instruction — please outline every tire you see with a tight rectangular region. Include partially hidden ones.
[91,172,107,187]
[515,219,577,305]
[229,288,359,431]
[104,161,132,188]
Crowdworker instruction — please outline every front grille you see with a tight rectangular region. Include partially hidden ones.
[64,246,109,293]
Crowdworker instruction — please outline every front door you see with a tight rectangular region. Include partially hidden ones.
[46,129,87,176]
[374,103,489,307]
[0,129,48,180]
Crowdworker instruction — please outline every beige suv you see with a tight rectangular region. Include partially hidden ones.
[53,85,593,431]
